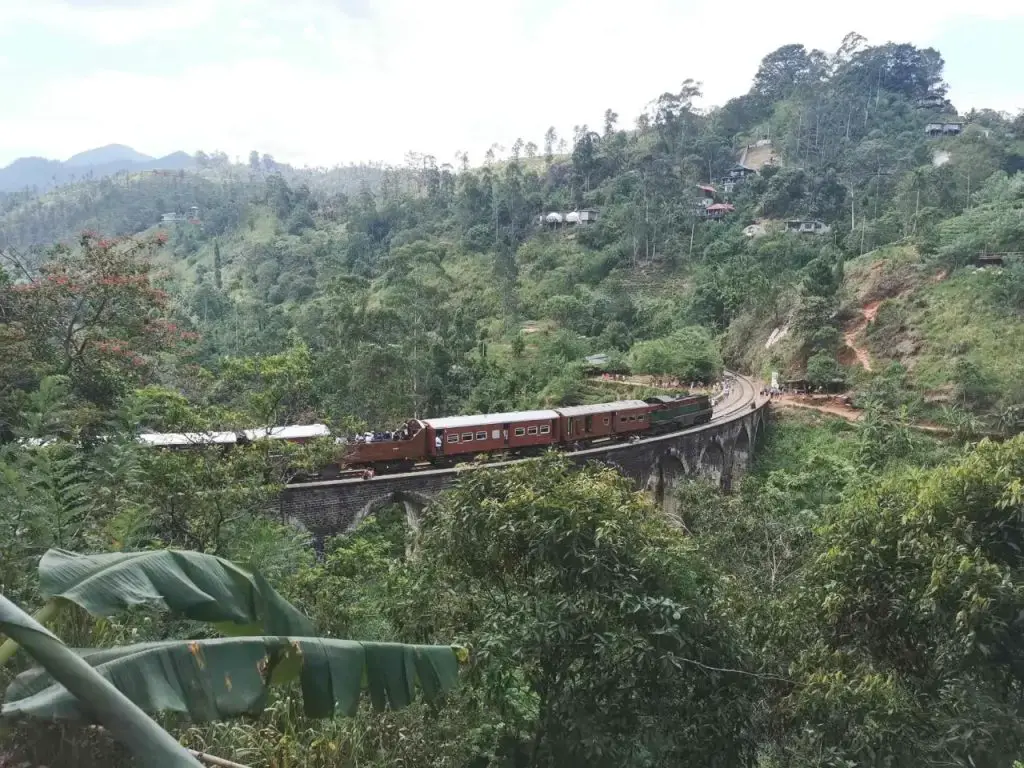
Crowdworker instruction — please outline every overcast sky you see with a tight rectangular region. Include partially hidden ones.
[0,0,1022,169]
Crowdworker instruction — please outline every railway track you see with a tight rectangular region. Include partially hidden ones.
[288,372,761,489]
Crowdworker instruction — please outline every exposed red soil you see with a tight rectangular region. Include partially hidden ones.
[842,299,882,372]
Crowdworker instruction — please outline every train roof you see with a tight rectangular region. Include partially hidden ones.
[242,424,331,440]
[423,409,559,430]
[556,400,649,417]
[646,394,707,404]
[137,431,238,446]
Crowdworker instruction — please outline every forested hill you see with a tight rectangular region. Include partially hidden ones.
[2,34,1024,436]
[5,32,1024,768]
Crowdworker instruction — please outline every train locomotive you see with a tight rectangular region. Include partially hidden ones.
[340,393,712,474]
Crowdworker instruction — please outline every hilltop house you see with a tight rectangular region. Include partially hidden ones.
[160,206,200,224]
[538,208,599,228]
[718,163,757,194]
[785,219,830,235]
[925,122,964,137]
[703,203,735,221]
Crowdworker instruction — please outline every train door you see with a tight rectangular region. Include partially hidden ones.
[584,415,593,435]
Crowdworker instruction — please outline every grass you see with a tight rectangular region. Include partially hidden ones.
[865,266,1024,406]
[751,410,860,476]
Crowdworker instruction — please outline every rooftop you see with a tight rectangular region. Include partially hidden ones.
[242,424,331,440]
[423,409,560,430]
[557,400,648,417]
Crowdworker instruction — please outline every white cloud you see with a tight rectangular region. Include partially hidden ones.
[0,0,215,45]
[0,0,1021,167]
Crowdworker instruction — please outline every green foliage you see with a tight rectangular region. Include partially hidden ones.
[36,548,315,637]
[0,594,203,767]
[628,326,723,381]
[784,435,1024,766]
[5,636,460,722]
[3,29,1024,768]
[805,350,844,388]
[392,454,754,766]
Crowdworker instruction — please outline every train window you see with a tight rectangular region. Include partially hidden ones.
[527,426,538,435]
[447,434,459,443]
[476,431,487,441]
[514,427,526,436]
[539,425,550,434]
[638,414,646,421]
[461,432,473,441]
[492,429,501,440]
[603,417,610,425]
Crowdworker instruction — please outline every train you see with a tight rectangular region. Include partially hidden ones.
[20,394,713,479]
[341,393,713,474]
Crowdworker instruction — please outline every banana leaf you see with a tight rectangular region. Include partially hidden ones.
[3,636,462,722]
[38,548,314,636]
[0,594,202,767]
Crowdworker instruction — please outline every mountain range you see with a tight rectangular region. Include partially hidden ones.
[0,144,197,193]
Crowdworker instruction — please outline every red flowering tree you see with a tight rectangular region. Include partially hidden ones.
[0,232,197,427]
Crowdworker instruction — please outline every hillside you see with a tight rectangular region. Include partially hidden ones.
[2,37,1022,434]
[4,31,1024,768]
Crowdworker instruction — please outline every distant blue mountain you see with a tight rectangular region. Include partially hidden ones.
[0,145,197,193]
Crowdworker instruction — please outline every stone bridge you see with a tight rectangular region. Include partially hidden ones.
[275,377,768,543]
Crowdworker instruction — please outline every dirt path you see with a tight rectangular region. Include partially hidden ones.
[843,300,881,372]
[772,394,974,437]
[774,395,863,421]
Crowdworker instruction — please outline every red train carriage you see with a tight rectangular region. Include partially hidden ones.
[555,400,652,444]
[423,409,560,460]
[339,420,429,472]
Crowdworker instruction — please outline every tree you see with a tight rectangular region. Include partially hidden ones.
[392,455,754,766]
[2,548,462,729]
[212,240,223,290]
[248,150,260,172]
[751,44,824,102]
[603,108,619,136]
[628,326,723,382]
[0,233,195,427]
[780,436,1024,765]
[0,593,203,767]
[543,126,557,164]
[805,350,843,388]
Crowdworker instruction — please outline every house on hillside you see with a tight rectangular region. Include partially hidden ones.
[925,122,964,137]
[785,219,830,235]
[723,163,757,180]
[717,164,757,194]
[703,203,735,221]
[565,208,598,225]
[538,209,598,228]
[161,206,201,225]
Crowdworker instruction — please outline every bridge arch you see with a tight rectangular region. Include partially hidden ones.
[349,489,434,540]
[697,438,727,487]
[653,453,691,519]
